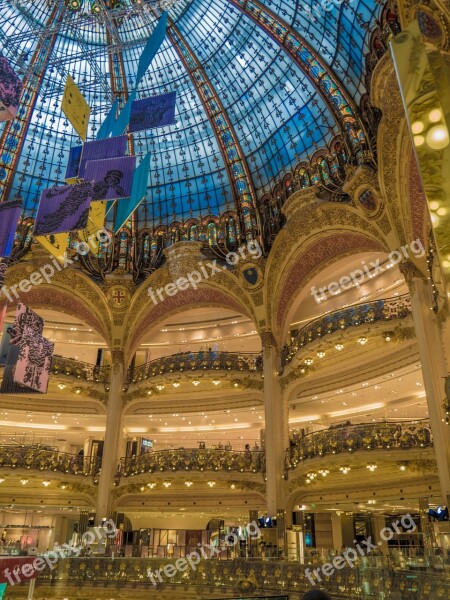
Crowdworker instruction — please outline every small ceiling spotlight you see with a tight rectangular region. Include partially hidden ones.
[20,478,28,485]
[172,382,181,388]
[140,486,145,492]
[192,380,200,386]
[58,383,66,390]
[366,464,377,472]
[318,469,329,477]
[398,463,407,472]
[358,337,368,345]
[335,343,344,351]
[147,483,156,489]
[163,481,171,488]
[304,358,314,366]
[185,481,193,487]
[339,466,351,475]
[232,380,239,388]
[212,379,221,385]
[75,387,81,394]
[207,481,216,487]
[0,478,5,484]
[317,351,326,358]
[156,384,165,391]
[42,480,51,486]
[384,331,394,342]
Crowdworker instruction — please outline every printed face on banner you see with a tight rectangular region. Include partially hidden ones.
[10,302,44,347]
[84,156,136,201]
[34,182,93,236]
[14,332,54,393]
[0,55,23,122]
[129,92,176,133]
[79,135,127,178]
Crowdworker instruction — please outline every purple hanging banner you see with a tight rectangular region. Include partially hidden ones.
[129,92,176,133]
[34,182,93,236]
[84,155,136,201]
[79,134,127,178]
[0,54,23,122]
[0,200,22,258]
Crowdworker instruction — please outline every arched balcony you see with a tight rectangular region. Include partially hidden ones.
[127,351,263,384]
[287,420,433,469]
[0,445,100,476]
[117,448,265,477]
[283,294,412,365]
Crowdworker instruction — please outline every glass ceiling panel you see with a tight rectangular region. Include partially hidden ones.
[0,0,380,228]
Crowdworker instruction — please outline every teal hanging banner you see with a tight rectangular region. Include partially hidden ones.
[96,98,119,140]
[114,152,150,232]
[135,12,168,86]
[110,90,137,137]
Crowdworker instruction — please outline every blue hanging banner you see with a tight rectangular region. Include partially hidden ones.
[135,12,168,86]
[114,152,150,232]
[96,98,119,140]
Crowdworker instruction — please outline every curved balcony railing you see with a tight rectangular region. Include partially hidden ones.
[39,556,449,599]
[0,445,100,476]
[118,448,265,477]
[287,420,433,467]
[283,294,411,364]
[128,351,263,383]
[51,355,110,384]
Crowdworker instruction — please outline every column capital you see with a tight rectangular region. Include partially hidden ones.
[399,260,426,291]
[111,350,125,374]
[260,330,277,350]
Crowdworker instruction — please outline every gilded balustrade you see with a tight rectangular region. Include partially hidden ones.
[128,351,263,383]
[38,556,448,599]
[0,445,100,475]
[51,355,110,384]
[118,448,265,477]
[288,420,433,467]
[283,294,412,365]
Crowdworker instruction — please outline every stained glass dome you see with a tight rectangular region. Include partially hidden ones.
[0,0,385,265]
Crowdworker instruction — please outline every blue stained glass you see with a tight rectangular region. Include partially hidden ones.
[0,0,380,229]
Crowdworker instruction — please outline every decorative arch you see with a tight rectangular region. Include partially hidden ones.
[125,285,256,363]
[2,264,111,344]
[275,232,386,340]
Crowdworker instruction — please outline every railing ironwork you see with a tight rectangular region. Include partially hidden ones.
[51,355,110,384]
[0,445,100,476]
[287,420,433,467]
[283,294,411,364]
[128,351,263,383]
[118,448,265,476]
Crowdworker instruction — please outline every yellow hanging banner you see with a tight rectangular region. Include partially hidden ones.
[35,233,69,264]
[61,75,90,141]
[78,200,107,251]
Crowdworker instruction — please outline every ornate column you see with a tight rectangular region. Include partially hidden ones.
[400,261,450,503]
[261,332,289,522]
[96,350,125,522]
